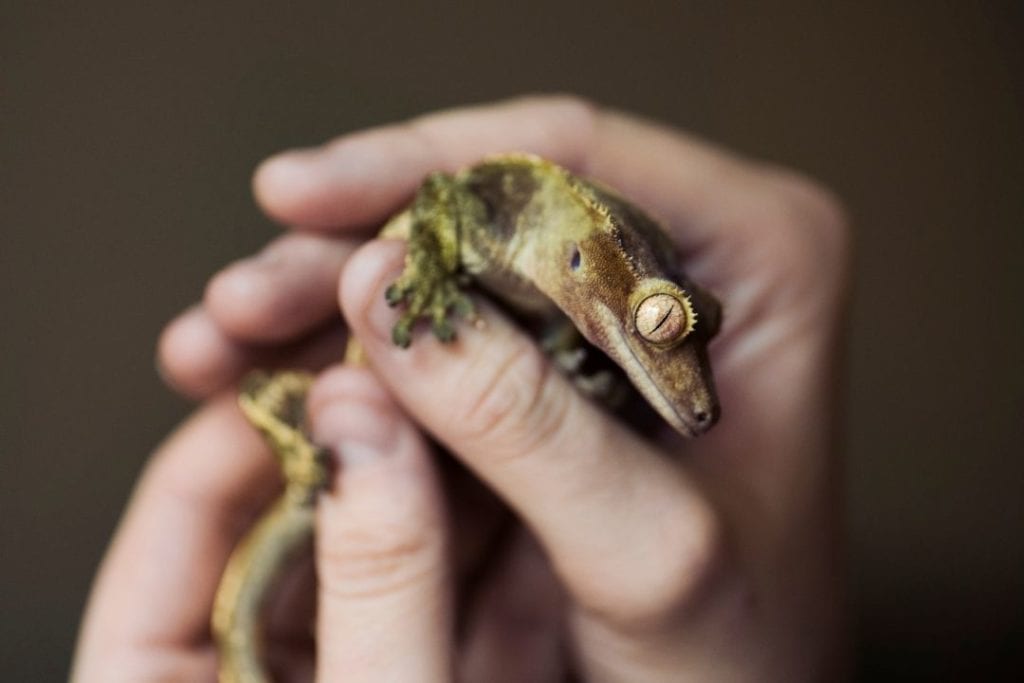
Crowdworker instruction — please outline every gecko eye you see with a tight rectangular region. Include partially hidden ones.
[569,244,581,270]
[634,293,694,345]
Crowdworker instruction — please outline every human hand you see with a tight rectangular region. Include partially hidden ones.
[81,96,850,681]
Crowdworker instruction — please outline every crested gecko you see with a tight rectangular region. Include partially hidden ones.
[213,154,721,682]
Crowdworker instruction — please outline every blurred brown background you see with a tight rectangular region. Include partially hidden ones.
[2,1,1021,679]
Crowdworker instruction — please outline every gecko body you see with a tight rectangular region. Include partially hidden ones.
[214,154,721,682]
[386,154,721,435]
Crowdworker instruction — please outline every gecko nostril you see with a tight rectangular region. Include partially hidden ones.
[695,411,710,425]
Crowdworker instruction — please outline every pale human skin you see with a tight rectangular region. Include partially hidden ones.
[73,96,850,682]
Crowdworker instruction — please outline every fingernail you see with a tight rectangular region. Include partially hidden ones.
[315,401,400,467]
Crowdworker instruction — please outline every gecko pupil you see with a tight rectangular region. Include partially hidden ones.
[570,246,581,270]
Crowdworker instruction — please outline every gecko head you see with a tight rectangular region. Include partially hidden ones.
[560,235,721,436]
[617,278,721,436]
[538,176,722,436]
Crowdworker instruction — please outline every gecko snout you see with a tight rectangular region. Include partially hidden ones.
[693,404,719,431]
[686,398,720,435]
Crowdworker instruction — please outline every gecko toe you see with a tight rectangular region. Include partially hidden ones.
[385,283,404,306]
[391,317,413,348]
[431,317,456,342]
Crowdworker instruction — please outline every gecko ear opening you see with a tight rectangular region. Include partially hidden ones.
[569,242,581,270]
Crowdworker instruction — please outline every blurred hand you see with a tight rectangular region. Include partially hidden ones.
[74,96,850,681]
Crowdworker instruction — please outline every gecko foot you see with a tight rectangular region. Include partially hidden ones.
[385,274,475,348]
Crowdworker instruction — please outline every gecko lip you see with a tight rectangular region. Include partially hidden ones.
[608,322,701,437]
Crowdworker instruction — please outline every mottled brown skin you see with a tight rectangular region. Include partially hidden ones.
[387,154,721,436]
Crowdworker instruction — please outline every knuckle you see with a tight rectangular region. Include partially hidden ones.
[317,517,441,602]
[453,339,569,458]
[654,503,724,607]
[737,166,852,315]
[763,166,851,264]
[579,503,725,630]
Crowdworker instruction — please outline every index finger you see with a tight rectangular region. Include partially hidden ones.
[338,240,723,629]
[253,95,753,249]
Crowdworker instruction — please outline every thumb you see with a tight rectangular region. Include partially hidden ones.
[307,364,453,682]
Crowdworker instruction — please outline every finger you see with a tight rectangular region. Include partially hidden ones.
[308,364,453,683]
[341,241,723,627]
[157,306,251,398]
[250,94,843,311]
[73,395,279,681]
[204,232,356,343]
[157,308,347,399]
[256,91,847,288]
[252,95,795,247]
[459,530,566,683]
[253,95,595,229]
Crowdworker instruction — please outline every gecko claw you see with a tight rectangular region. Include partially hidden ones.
[431,316,456,342]
[385,283,404,306]
[451,292,475,318]
[383,273,474,348]
[392,318,413,348]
